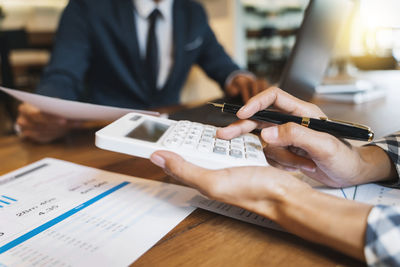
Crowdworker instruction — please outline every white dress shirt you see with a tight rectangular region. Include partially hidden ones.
[133,0,174,90]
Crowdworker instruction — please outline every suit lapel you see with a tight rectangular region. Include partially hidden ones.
[163,0,185,90]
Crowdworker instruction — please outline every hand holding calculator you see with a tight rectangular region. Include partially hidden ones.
[95,113,267,169]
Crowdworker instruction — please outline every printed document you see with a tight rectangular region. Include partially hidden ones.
[0,87,159,120]
[0,158,197,266]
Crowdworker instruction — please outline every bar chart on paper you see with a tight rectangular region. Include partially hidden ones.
[0,196,17,208]
[0,158,197,267]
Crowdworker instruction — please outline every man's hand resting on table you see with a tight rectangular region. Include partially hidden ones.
[16,102,82,143]
[225,73,269,103]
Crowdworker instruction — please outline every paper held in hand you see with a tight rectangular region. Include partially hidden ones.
[0,87,159,121]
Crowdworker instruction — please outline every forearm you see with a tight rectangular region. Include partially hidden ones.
[276,188,372,261]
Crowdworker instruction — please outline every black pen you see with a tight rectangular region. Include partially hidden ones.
[209,102,374,141]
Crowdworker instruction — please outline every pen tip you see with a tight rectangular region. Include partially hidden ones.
[208,102,224,108]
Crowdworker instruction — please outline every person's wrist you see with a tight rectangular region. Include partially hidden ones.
[266,177,314,222]
[357,145,398,183]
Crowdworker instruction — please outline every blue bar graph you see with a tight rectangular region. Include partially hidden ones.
[2,195,17,202]
[0,200,10,205]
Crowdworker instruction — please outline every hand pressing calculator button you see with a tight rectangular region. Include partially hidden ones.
[96,113,268,169]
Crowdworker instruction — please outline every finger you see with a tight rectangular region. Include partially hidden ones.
[216,119,259,140]
[267,158,299,172]
[225,83,239,97]
[19,103,67,125]
[17,114,70,133]
[236,87,325,120]
[261,123,347,163]
[21,129,64,143]
[16,115,32,130]
[233,77,251,103]
[288,146,311,159]
[250,79,259,97]
[265,146,316,172]
[17,115,71,143]
[150,151,218,194]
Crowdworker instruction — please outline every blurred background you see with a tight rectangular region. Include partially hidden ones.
[0,0,400,134]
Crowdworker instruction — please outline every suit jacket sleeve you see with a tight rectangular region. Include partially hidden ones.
[195,5,241,89]
[36,0,92,101]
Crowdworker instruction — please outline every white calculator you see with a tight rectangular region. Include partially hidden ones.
[95,113,268,169]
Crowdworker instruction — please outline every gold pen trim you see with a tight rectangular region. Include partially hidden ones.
[320,117,374,141]
[208,102,224,112]
[319,117,371,131]
[301,117,310,127]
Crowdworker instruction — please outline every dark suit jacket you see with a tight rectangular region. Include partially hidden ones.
[36,0,240,109]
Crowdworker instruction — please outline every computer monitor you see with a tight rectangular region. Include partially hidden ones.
[279,0,354,100]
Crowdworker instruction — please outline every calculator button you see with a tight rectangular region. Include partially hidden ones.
[200,137,214,144]
[178,127,189,132]
[203,131,215,138]
[178,120,191,126]
[191,125,203,131]
[230,143,244,150]
[231,138,244,144]
[230,149,243,158]
[245,145,257,153]
[202,133,214,139]
[245,142,262,151]
[204,127,216,133]
[197,143,213,152]
[163,139,180,148]
[246,152,261,161]
[244,135,259,142]
[182,140,196,148]
[175,132,186,139]
[213,146,227,155]
[186,134,198,141]
[215,139,229,148]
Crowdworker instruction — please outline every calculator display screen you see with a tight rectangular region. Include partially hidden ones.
[126,120,170,143]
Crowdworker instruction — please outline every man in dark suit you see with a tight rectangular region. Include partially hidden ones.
[16,0,267,143]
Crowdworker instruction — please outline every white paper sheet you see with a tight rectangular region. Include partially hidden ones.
[0,158,197,266]
[0,87,159,120]
[189,195,284,231]
[353,183,400,206]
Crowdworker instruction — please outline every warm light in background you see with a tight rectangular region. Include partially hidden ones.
[350,0,400,57]
[0,0,67,8]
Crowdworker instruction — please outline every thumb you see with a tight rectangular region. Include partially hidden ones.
[150,151,210,188]
[261,123,342,161]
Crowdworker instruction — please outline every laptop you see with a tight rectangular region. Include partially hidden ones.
[279,0,355,100]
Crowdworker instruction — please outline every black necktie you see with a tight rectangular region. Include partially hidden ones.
[145,9,161,92]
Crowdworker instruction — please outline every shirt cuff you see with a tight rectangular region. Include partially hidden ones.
[364,205,400,266]
[224,70,256,88]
